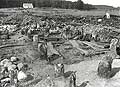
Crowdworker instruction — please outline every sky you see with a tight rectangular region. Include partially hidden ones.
[66,0,120,7]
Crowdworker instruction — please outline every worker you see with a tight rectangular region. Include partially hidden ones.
[106,12,110,19]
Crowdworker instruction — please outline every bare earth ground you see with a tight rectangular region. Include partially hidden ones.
[0,7,119,16]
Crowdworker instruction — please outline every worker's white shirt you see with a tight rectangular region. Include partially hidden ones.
[106,13,110,19]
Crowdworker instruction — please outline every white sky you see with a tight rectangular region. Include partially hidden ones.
[66,0,120,7]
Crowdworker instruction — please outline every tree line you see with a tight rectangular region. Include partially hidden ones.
[0,0,96,10]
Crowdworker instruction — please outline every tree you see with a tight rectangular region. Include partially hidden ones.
[0,0,96,10]
[75,0,84,10]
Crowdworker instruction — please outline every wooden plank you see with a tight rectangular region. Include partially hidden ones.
[69,40,88,55]
[0,44,25,49]
[77,41,107,51]
[69,40,110,57]
[84,51,106,57]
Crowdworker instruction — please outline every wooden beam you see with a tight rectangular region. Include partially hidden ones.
[69,40,88,55]
[0,44,25,49]
[77,41,108,51]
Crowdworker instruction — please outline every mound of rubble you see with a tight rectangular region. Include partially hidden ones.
[0,57,29,87]
[0,12,120,63]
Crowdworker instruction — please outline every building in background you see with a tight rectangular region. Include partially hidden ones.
[23,3,33,8]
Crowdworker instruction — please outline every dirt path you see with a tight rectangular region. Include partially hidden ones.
[65,60,100,85]
[65,60,120,87]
